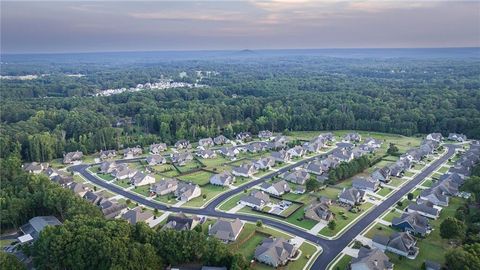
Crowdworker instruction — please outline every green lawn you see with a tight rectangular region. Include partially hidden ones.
[364,223,397,238]
[377,187,393,197]
[404,171,415,177]
[239,205,317,230]
[395,199,409,210]
[421,179,434,187]
[437,166,449,174]
[388,177,405,187]
[411,188,422,198]
[73,174,85,183]
[330,255,353,270]
[131,185,152,197]
[316,186,342,200]
[219,192,246,211]
[176,160,203,173]
[0,239,14,248]
[97,173,115,181]
[179,170,214,186]
[288,242,318,270]
[382,210,402,222]
[182,184,226,207]
[232,176,253,187]
[319,203,374,237]
[115,179,131,188]
[282,192,314,203]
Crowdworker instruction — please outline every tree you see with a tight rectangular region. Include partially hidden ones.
[387,143,399,156]
[306,178,321,192]
[0,253,26,270]
[440,217,466,240]
[256,220,263,227]
[328,220,336,231]
[396,201,403,207]
[407,193,414,200]
[445,243,480,270]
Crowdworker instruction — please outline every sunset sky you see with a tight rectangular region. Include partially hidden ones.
[2,0,479,53]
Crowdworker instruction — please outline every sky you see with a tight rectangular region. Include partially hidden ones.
[1,0,479,53]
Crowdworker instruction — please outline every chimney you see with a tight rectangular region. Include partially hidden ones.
[373,260,378,266]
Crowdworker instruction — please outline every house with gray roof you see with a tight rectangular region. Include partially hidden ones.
[174,139,191,149]
[43,167,59,179]
[254,238,297,267]
[23,162,49,174]
[146,155,166,165]
[253,157,276,170]
[281,169,310,185]
[163,213,200,231]
[364,138,382,148]
[174,182,201,201]
[371,167,391,183]
[304,202,334,222]
[236,132,252,142]
[392,212,432,236]
[350,247,393,270]
[68,182,89,197]
[198,137,214,148]
[232,163,257,178]
[406,201,440,219]
[99,199,127,219]
[171,152,194,166]
[343,133,361,143]
[331,148,354,162]
[318,132,335,142]
[426,133,443,142]
[99,150,117,160]
[239,190,270,209]
[217,147,239,158]
[388,162,405,177]
[210,171,235,186]
[149,143,167,154]
[271,150,291,163]
[321,156,340,170]
[258,130,273,139]
[419,187,449,206]
[260,180,291,196]
[448,133,467,142]
[18,216,62,243]
[213,135,230,145]
[100,161,117,174]
[303,141,323,153]
[51,174,74,187]
[121,208,154,225]
[352,177,380,192]
[196,149,217,159]
[338,187,365,206]
[63,151,83,164]
[150,178,179,196]
[304,160,324,175]
[246,142,268,153]
[111,163,137,180]
[130,171,155,187]
[83,191,103,205]
[439,173,464,186]
[209,218,244,242]
[287,146,306,158]
[432,179,459,196]
[373,232,419,259]
[123,146,143,158]
[269,135,288,149]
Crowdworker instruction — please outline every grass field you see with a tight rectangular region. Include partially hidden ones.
[382,210,402,222]
[115,179,131,188]
[377,187,393,197]
[176,160,203,173]
[319,203,374,237]
[131,185,151,197]
[218,192,246,211]
[330,255,353,270]
[182,184,226,207]
[364,223,397,238]
[179,170,214,186]
[97,173,115,181]
[437,166,449,174]
[421,179,434,187]
[316,187,342,200]
[239,205,318,230]
[388,177,405,187]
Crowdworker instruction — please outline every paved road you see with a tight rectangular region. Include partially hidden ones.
[71,144,456,270]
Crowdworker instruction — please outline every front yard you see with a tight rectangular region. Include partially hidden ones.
[319,202,374,237]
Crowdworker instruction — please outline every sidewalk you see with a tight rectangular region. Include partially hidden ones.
[227,204,245,214]
[307,221,327,235]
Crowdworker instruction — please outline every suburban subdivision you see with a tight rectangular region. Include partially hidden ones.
[8,129,479,270]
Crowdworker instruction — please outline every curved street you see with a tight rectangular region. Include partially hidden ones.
[71,144,456,270]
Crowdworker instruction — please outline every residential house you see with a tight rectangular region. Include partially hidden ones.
[149,143,167,154]
[343,133,362,143]
[258,130,273,139]
[292,186,306,194]
[146,155,167,166]
[281,169,310,185]
[364,138,382,148]
[83,191,103,205]
[214,135,230,145]
[448,133,467,142]
[99,150,117,160]
[232,163,258,178]
[100,161,117,174]
[269,135,288,149]
[253,157,276,170]
[406,201,440,219]
[426,133,443,142]
[174,139,191,149]
[123,146,143,158]
[321,157,340,170]
[271,150,291,163]
[51,174,74,187]
[111,164,137,180]
[419,187,449,206]
[392,212,432,236]
[43,167,59,179]
[18,216,62,243]
[352,177,380,192]
[304,202,334,222]
[318,132,335,142]
[68,182,89,197]
[439,173,464,186]
[304,160,325,175]
[432,179,459,196]
[199,138,214,149]
[303,141,323,153]
[210,171,235,186]
[254,238,297,267]
[246,142,268,153]
[371,167,391,183]
[239,190,270,209]
[121,208,154,225]
[175,182,201,201]
[162,213,200,231]
[236,132,252,142]
[130,171,156,187]
[372,232,419,259]
[63,151,83,164]
[388,163,405,177]
[99,199,127,219]
[350,247,394,270]
[338,187,365,206]
[287,146,306,158]
[331,148,354,162]
[217,147,239,158]
[208,218,244,242]
[260,180,291,196]
[23,162,49,174]
[171,152,194,166]
[150,178,179,196]
[197,149,217,159]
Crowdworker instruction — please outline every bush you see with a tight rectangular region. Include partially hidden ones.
[397,201,403,207]
[256,220,263,227]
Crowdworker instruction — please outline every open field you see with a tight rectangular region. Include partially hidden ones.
[330,255,353,270]
[319,202,374,237]
[182,184,226,207]
[178,170,214,186]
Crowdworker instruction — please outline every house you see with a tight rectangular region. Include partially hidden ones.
[111,164,137,180]
[149,143,167,154]
[432,179,459,196]
[23,162,49,174]
[338,187,365,206]
[372,232,419,259]
[171,152,194,166]
[350,247,394,270]
[43,167,59,179]
[83,191,104,205]
[150,178,179,196]
[199,138,214,148]
[217,147,239,158]
[174,139,191,149]
[352,147,369,158]
[364,138,382,148]
[130,171,156,187]
[318,132,335,142]
[232,163,257,178]
[321,156,340,170]
[63,151,83,164]
[352,177,380,192]
[287,146,306,158]
[304,160,324,175]
[162,213,200,231]
[343,133,361,143]
[331,148,354,162]
[18,216,62,243]
[246,142,268,153]
[253,157,276,170]
[174,182,201,201]
[258,130,273,139]
[99,199,127,219]
[388,163,405,177]
[121,208,154,225]
[210,171,235,186]
[304,202,334,222]
[269,135,289,149]
[123,146,143,158]
[392,212,432,236]
[303,142,323,153]
[439,172,464,186]
[271,150,291,163]
[236,132,252,142]
[260,180,291,196]
[196,149,217,159]
[281,169,310,185]
[146,155,166,166]
[213,135,230,145]
[254,238,297,267]
[426,133,443,142]
[371,167,391,183]
[448,133,467,142]
[100,161,117,174]
[99,150,117,160]
[208,218,244,242]
[406,201,440,219]
[292,186,306,194]
[68,182,89,197]
[239,190,270,209]
[336,142,354,150]
[419,187,449,206]
[51,174,74,187]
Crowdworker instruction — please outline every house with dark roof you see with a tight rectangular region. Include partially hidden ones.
[111,163,137,180]
[448,133,467,142]
[208,218,244,242]
[239,190,270,209]
[213,135,230,145]
[100,161,117,174]
[350,247,394,270]
[174,182,202,201]
[426,133,443,142]
[198,138,214,149]
[123,146,143,158]
[150,178,178,196]
[304,160,325,175]
[338,187,365,206]
[210,171,235,186]
[281,169,310,185]
[372,232,419,259]
[174,139,191,149]
[23,162,49,174]
[63,151,83,164]
[271,150,291,163]
[171,152,194,166]
[68,182,89,197]
[352,177,380,192]
[232,163,257,178]
[343,133,361,143]
[149,143,167,154]
[162,213,200,231]
[18,216,62,243]
[146,155,166,165]
[331,148,354,162]
[260,180,291,196]
[99,199,127,219]
[258,130,273,139]
[99,150,117,160]
[51,174,74,187]
[253,157,276,170]
[392,212,432,236]
[196,149,217,159]
[130,171,155,187]
[419,187,449,206]
[406,201,440,219]
[364,138,382,148]
[121,208,154,225]
[217,147,239,158]
[371,167,391,183]
[287,146,306,158]
[254,238,297,267]
[304,202,334,222]
[83,191,103,205]
[236,132,252,142]
[303,141,323,153]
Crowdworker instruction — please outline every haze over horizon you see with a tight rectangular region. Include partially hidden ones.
[2,0,480,54]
